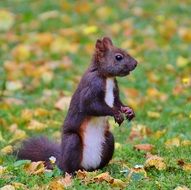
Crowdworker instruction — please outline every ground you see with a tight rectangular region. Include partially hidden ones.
[0,0,191,189]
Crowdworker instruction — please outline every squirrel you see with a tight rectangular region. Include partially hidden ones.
[16,37,138,174]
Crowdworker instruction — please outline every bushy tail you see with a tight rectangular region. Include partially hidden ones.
[16,137,60,168]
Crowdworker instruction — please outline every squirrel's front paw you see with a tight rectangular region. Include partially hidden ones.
[121,106,135,121]
[114,111,124,126]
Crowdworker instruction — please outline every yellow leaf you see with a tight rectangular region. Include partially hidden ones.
[0,185,15,190]
[178,27,191,42]
[115,142,122,149]
[34,108,50,117]
[147,111,160,119]
[153,129,166,139]
[21,109,33,121]
[0,10,14,31]
[9,129,27,143]
[1,145,13,155]
[181,140,191,146]
[111,179,126,188]
[27,120,47,131]
[96,6,112,19]
[83,25,98,35]
[24,161,45,175]
[145,155,166,170]
[54,96,71,111]
[165,137,181,148]
[36,33,53,47]
[176,56,189,68]
[182,163,191,172]
[12,45,31,61]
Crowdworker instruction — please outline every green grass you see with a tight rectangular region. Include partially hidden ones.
[0,0,191,189]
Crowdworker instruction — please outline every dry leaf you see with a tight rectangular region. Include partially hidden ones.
[111,179,126,188]
[145,155,166,170]
[55,96,71,111]
[12,182,27,190]
[153,129,166,139]
[0,166,6,176]
[27,120,47,131]
[24,161,45,175]
[1,145,13,155]
[93,172,113,183]
[129,123,152,141]
[6,80,23,91]
[0,10,14,31]
[165,137,181,148]
[34,108,50,117]
[147,111,160,119]
[176,56,189,68]
[134,144,154,152]
[174,186,190,190]
[0,185,15,190]
[49,173,73,190]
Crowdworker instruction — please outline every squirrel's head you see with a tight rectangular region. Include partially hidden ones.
[94,37,138,77]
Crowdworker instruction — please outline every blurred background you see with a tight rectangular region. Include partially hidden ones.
[0,0,191,188]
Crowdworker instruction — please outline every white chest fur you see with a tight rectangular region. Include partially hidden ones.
[81,117,107,170]
[105,78,115,107]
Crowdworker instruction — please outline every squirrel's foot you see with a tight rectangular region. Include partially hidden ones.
[120,106,135,121]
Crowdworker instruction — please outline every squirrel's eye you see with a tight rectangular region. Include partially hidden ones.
[115,54,123,61]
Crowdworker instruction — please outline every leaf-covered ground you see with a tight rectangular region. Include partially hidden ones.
[0,0,191,189]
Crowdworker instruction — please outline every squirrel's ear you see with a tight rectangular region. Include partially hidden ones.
[102,37,113,48]
[95,39,104,51]
[95,37,113,52]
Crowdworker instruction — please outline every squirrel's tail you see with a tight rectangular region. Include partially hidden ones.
[16,137,60,168]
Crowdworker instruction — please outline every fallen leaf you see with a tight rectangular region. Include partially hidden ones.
[12,44,31,61]
[93,172,113,183]
[129,123,152,141]
[12,182,27,190]
[27,119,47,131]
[34,108,50,117]
[111,178,126,188]
[178,27,191,42]
[147,111,160,119]
[1,145,13,155]
[6,80,23,91]
[24,161,45,175]
[21,109,33,121]
[145,155,166,170]
[0,166,6,176]
[134,144,154,152]
[176,56,189,68]
[153,129,166,139]
[0,185,15,190]
[54,96,71,111]
[174,186,190,190]
[165,137,181,148]
[49,173,73,190]
[178,160,191,172]
[0,10,14,31]
[127,165,147,181]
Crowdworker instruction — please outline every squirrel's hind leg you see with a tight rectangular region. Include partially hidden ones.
[59,133,82,174]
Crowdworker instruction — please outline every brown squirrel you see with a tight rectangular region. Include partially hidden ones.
[16,37,138,174]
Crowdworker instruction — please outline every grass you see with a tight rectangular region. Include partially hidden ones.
[0,0,191,189]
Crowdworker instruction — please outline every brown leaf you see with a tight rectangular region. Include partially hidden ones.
[93,172,113,183]
[134,144,154,152]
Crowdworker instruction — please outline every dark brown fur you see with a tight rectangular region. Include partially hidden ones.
[16,37,138,174]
